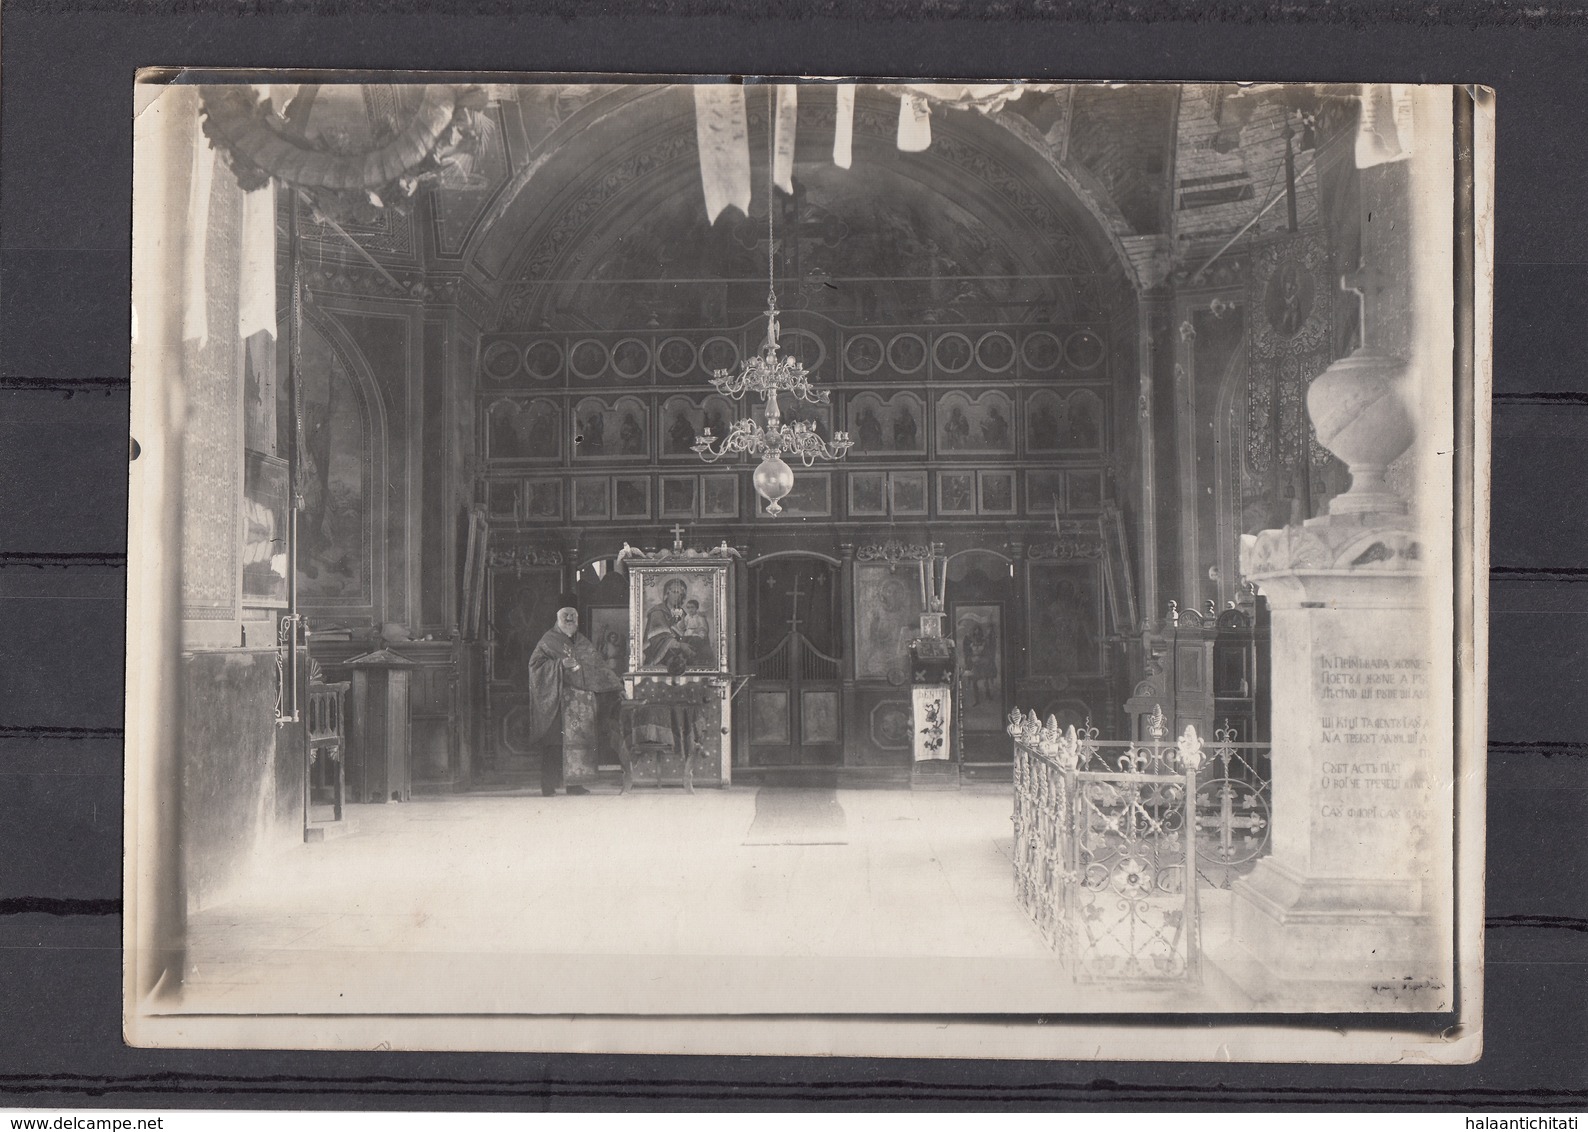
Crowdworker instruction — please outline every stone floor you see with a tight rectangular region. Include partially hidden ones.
[174,783,1251,1017]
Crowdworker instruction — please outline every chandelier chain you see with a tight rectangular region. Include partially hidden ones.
[767,83,775,313]
[692,80,853,511]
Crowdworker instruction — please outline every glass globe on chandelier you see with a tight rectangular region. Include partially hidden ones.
[692,86,852,516]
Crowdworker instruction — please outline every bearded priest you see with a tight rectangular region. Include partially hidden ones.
[526,593,625,796]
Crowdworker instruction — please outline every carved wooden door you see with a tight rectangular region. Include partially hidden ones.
[746,557,842,766]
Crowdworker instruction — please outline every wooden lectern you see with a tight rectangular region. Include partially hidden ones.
[345,647,416,804]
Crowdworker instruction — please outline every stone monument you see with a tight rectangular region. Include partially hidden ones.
[1229,127,1452,1009]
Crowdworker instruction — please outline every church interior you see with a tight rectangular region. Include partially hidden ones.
[127,79,1458,1029]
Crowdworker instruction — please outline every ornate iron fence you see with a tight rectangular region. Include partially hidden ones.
[1194,725,1272,890]
[1010,707,1203,984]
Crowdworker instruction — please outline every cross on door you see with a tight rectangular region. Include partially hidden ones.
[785,573,806,634]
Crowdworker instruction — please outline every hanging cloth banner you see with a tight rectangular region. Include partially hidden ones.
[773,84,799,193]
[897,92,932,153]
[181,127,216,346]
[911,685,953,762]
[1355,82,1415,169]
[833,84,855,169]
[693,85,752,224]
[237,180,278,341]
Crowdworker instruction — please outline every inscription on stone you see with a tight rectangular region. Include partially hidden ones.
[1316,654,1430,824]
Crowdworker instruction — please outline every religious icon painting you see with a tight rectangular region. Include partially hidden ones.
[845,390,927,455]
[932,330,975,376]
[486,397,561,462]
[612,476,651,520]
[1025,389,1064,454]
[572,476,610,520]
[935,389,1015,455]
[867,699,912,751]
[1067,468,1105,512]
[484,479,521,520]
[853,562,924,681]
[1061,389,1105,451]
[1025,469,1065,514]
[1063,329,1108,373]
[937,471,977,516]
[977,469,1017,515]
[481,338,520,385]
[586,606,631,677]
[660,394,735,461]
[700,474,739,519]
[753,398,832,438]
[841,331,884,378]
[764,472,830,518]
[521,478,562,522]
[952,602,1005,732]
[627,562,730,674]
[1026,560,1103,677]
[659,474,698,518]
[848,471,888,518]
[573,395,649,461]
[889,471,929,517]
[750,690,791,745]
[660,395,703,459]
[654,336,699,383]
[610,337,653,383]
[521,338,564,384]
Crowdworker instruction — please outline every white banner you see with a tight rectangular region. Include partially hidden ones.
[693,85,752,224]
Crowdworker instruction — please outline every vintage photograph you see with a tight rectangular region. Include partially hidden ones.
[125,78,1486,1059]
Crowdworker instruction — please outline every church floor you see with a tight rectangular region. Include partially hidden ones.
[173,783,1253,1016]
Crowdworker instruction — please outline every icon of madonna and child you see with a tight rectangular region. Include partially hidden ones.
[640,574,720,674]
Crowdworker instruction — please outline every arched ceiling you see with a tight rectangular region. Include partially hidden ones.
[459,85,1142,333]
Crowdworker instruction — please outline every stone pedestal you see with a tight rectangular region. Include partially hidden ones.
[1234,516,1445,996]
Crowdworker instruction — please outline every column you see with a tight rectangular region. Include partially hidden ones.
[1136,295,1164,628]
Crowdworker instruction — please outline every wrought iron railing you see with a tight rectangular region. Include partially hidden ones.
[1009,707,1203,984]
[1194,725,1272,890]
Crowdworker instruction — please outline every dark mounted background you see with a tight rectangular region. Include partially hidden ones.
[1,0,1583,1110]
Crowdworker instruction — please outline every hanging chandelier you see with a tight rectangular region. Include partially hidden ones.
[693,85,852,516]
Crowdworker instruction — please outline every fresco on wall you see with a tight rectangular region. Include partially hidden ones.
[297,334,370,605]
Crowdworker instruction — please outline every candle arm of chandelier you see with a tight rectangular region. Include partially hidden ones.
[692,418,853,465]
[708,365,831,406]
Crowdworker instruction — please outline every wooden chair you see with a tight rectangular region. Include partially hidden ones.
[304,675,350,841]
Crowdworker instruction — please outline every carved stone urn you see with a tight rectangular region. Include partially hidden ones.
[1305,347,1413,516]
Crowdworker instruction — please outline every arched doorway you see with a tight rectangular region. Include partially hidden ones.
[745,554,842,766]
[946,549,1017,760]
